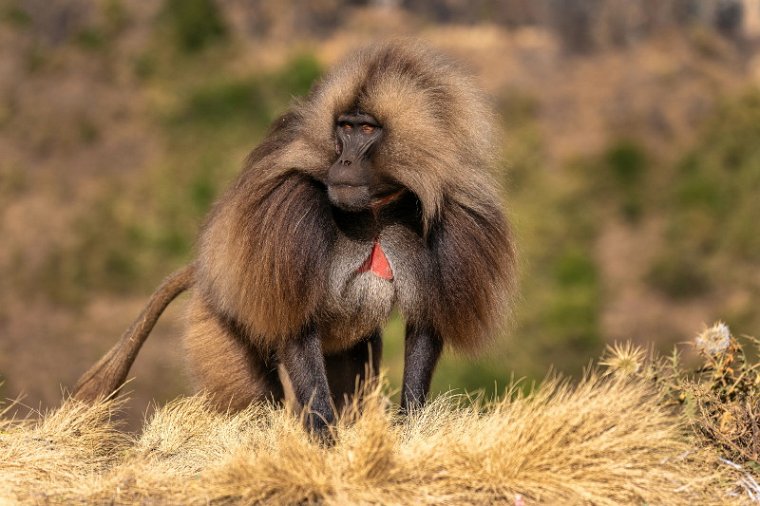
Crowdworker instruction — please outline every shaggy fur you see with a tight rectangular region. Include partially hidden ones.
[74,40,516,415]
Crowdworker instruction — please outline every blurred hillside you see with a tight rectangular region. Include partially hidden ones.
[1,0,760,428]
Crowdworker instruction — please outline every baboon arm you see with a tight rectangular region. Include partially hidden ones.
[279,324,335,440]
[72,263,196,403]
[400,323,443,413]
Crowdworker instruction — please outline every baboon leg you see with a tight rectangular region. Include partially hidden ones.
[184,293,283,411]
[278,323,334,439]
[325,330,382,411]
[400,323,443,414]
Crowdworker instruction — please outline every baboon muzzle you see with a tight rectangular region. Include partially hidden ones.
[327,179,371,212]
[327,146,373,210]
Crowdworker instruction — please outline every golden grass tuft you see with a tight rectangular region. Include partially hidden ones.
[0,398,129,503]
[0,373,738,505]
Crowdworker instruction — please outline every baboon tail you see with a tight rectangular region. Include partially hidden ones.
[72,263,196,403]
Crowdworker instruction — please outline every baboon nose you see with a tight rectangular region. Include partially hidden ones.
[340,159,352,166]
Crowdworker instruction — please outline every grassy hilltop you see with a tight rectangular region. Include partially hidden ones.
[2,325,759,504]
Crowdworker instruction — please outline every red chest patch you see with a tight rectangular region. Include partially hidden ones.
[357,241,393,281]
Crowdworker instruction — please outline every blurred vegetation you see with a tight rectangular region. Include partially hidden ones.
[161,0,228,53]
[652,91,760,302]
[604,140,648,223]
[507,156,604,381]
[2,3,30,28]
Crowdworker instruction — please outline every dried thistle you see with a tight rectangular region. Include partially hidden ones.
[600,342,647,378]
[695,322,731,357]
[677,323,760,466]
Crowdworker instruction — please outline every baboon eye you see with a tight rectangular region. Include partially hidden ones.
[360,124,375,134]
[340,122,353,132]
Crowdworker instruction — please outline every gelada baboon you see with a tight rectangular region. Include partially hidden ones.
[73,40,516,437]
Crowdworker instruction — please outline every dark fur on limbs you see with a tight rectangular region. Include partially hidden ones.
[280,324,335,438]
[401,324,443,414]
[325,330,382,410]
[283,328,382,441]
[72,41,517,441]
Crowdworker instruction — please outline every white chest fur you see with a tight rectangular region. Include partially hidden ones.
[319,224,428,353]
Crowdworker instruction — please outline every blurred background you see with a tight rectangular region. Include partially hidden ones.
[1,0,760,428]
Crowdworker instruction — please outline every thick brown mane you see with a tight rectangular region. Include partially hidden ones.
[198,40,515,349]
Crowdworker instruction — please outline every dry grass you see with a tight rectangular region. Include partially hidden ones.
[0,372,739,505]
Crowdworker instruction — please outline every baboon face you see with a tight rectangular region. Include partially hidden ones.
[326,111,401,211]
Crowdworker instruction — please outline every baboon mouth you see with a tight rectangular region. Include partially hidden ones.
[326,184,406,213]
[369,189,405,209]
[327,184,371,211]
